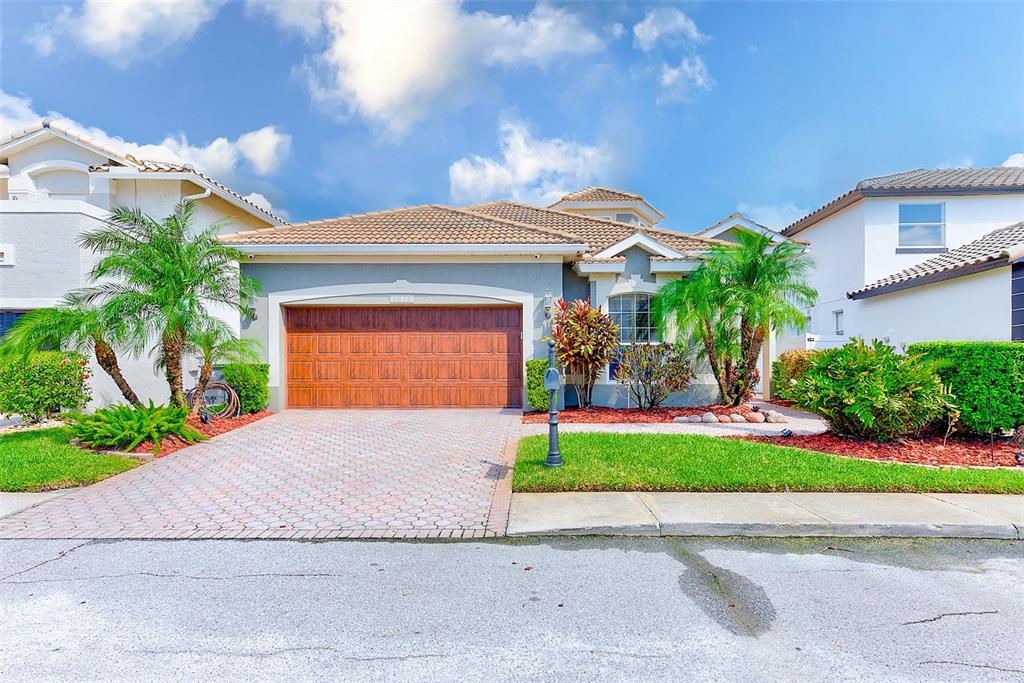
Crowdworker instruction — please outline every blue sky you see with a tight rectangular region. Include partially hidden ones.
[2,1,1022,232]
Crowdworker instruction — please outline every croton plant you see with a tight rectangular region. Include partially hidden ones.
[550,298,619,408]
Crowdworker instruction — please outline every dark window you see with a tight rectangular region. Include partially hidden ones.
[0,310,26,340]
[1013,263,1024,342]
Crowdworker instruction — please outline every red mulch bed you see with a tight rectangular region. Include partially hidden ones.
[522,405,759,424]
[738,432,1022,469]
[131,410,272,457]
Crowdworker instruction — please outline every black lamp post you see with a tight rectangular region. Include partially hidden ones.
[544,339,563,467]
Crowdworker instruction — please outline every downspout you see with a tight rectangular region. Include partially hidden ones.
[182,167,212,202]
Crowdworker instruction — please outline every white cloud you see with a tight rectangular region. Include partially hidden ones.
[244,0,327,39]
[0,90,290,179]
[657,56,713,103]
[26,0,225,68]
[633,7,706,52]
[449,115,613,206]
[608,23,625,40]
[737,201,811,230]
[242,192,287,219]
[1002,153,1024,168]
[302,1,603,138]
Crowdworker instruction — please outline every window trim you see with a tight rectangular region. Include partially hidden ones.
[897,202,946,249]
[832,309,844,336]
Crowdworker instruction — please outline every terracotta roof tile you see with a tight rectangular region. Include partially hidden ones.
[468,200,719,256]
[218,204,585,246]
[849,221,1024,298]
[552,186,645,203]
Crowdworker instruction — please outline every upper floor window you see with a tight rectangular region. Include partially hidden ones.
[898,203,945,248]
[615,213,639,225]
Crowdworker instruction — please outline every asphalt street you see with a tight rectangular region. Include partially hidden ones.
[1,537,1022,682]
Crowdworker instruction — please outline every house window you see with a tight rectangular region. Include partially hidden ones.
[1013,262,1023,342]
[608,293,660,379]
[898,203,945,248]
[615,213,639,225]
[0,311,26,339]
[833,310,844,336]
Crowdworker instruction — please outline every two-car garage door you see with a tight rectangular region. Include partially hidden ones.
[284,306,523,408]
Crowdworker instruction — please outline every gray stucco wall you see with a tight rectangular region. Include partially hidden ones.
[561,264,590,302]
[241,260,564,409]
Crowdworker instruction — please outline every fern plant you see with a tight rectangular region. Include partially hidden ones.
[72,402,206,455]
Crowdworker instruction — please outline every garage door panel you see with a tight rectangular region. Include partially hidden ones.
[284,306,521,408]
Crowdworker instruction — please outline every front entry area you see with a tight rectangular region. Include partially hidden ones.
[284,306,523,408]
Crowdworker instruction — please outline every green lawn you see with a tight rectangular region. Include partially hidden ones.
[0,427,141,492]
[514,433,1024,494]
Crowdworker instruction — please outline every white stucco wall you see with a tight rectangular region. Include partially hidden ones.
[1,135,274,408]
[856,267,1010,347]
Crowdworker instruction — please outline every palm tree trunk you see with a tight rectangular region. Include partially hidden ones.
[93,340,142,406]
[190,361,214,416]
[162,332,188,409]
[735,320,765,406]
[701,321,733,405]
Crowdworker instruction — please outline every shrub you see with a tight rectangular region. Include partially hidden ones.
[0,351,92,422]
[773,349,818,399]
[221,362,270,414]
[792,338,958,442]
[908,342,1024,434]
[615,344,695,409]
[550,299,619,408]
[525,358,551,411]
[71,402,206,456]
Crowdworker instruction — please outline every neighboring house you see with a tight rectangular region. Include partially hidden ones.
[780,167,1024,351]
[221,190,726,410]
[0,119,283,405]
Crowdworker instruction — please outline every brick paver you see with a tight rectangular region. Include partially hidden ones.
[0,410,519,539]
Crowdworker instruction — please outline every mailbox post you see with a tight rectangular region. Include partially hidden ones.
[543,339,563,467]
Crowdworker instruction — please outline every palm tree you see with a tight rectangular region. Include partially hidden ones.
[0,296,144,406]
[78,200,258,408]
[158,317,260,415]
[654,229,816,406]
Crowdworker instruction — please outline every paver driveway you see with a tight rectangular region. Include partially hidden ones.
[0,410,520,539]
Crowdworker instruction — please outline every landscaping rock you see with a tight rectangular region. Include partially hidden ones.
[729,414,746,423]
[701,412,719,423]
[718,415,732,423]
[765,410,788,424]
[745,413,766,423]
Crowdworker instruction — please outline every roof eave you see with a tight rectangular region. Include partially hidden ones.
[224,242,588,256]
[848,257,1008,300]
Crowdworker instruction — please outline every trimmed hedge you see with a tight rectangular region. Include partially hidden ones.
[0,351,92,422]
[221,363,270,414]
[908,342,1024,433]
[525,358,550,411]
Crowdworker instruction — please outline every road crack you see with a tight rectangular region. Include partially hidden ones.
[920,660,1024,675]
[0,540,94,581]
[902,610,998,626]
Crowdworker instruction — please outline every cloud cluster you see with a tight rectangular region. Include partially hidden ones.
[300,1,603,138]
[1002,153,1024,168]
[449,115,613,206]
[737,201,811,229]
[632,7,713,104]
[0,90,291,180]
[26,0,226,68]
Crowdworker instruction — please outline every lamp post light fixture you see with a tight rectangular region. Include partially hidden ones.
[543,339,563,467]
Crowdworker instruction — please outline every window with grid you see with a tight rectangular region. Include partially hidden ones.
[607,293,660,379]
[898,203,945,248]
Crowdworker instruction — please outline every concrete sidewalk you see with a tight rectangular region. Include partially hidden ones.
[507,492,1024,539]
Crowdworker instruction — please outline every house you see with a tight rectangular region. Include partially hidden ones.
[0,119,283,405]
[780,167,1024,351]
[221,190,727,410]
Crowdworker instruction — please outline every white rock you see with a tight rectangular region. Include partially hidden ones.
[766,410,788,424]
[701,412,719,423]
[730,414,746,423]
[686,415,703,423]
[672,416,689,423]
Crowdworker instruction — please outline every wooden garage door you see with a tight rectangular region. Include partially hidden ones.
[284,306,523,408]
